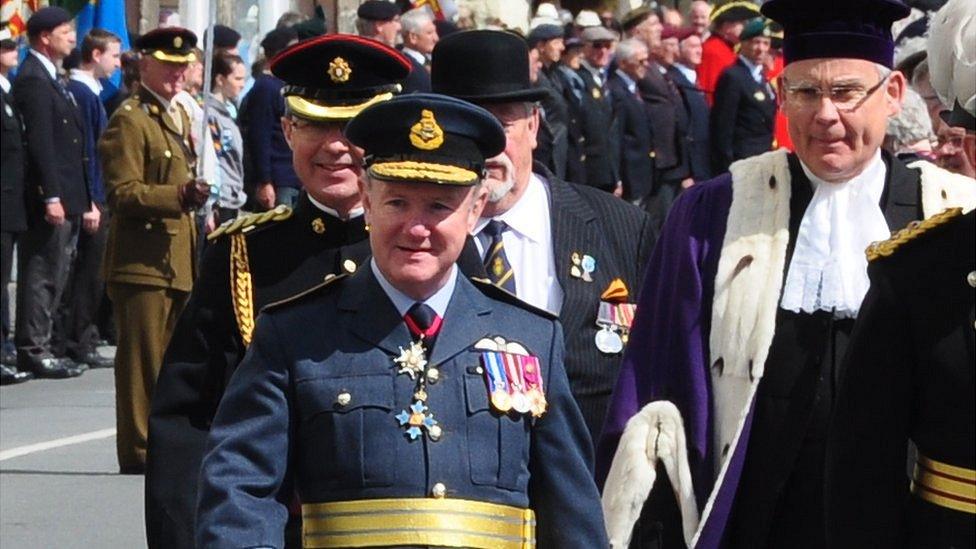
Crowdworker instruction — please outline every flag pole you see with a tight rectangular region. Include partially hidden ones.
[197,0,217,199]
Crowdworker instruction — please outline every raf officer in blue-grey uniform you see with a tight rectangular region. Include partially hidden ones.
[147,35,412,549]
[196,93,608,548]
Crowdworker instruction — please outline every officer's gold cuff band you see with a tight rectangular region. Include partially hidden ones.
[911,454,976,514]
[369,161,479,185]
[301,497,536,548]
[286,93,394,122]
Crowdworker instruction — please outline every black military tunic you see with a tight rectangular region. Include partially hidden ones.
[145,193,370,548]
[826,208,975,549]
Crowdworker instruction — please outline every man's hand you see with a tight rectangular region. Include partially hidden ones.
[613,181,624,198]
[179,178,211,211]
[255,182,276,210]
[44,201,66,226]
[82,203,101,234]
[681,177,696,189]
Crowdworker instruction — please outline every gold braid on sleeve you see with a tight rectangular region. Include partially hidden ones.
[230,233,255,346]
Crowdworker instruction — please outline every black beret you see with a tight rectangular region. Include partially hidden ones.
[526,24,564,46]
[207,24,241,49]
[357,1,400,21]
[260,27,297,59]
[345,93,506,186]
[26,7,72,37]
[269,34,410,121]
[135,27,198,63]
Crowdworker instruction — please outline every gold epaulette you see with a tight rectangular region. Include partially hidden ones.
[207,204,293,241]
[866,207,963,262]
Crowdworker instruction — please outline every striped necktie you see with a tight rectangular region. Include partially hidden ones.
[481,219,517,294]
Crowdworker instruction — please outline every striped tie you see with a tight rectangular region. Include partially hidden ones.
[482,220,517,294]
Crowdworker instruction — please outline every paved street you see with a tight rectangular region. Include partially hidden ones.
[1,360,145,548]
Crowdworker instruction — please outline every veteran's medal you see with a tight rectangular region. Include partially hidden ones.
[482,351,512,412]
[595,326,624,354]
[521,356,547,417]
[393,340,427,379]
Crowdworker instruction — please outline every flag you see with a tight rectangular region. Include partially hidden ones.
[1,0,46,37]
[54,0,130,99]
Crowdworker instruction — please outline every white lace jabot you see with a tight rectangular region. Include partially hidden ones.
[780,152,890,318]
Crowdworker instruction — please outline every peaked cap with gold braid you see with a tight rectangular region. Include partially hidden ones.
[269,34,411,122]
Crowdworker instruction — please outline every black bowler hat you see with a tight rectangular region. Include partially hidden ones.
[431,30,550,104]
[135,27,198,63]
[26,6,71,38]
[270,34,410,121]
[345,93,506,186]
[761,0,910,68]
[357,0,400,21]
[206,24,241,49]
[0,22,16,50]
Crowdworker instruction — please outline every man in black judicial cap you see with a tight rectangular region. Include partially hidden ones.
[206,23,241,53]
[12,5,90,380]
[145,34,410,549]
[195,92,609,548]
[431,30,656,446]
[597,0,976,547]
[355,0,401,47]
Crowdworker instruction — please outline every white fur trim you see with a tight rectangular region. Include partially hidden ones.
[911,160,976,217]
[602,401,699,548]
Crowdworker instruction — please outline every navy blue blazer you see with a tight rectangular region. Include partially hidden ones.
[607,72,655,201]
[238,74,300,191]
[66,79,108,204]
[196,267,607,548]
[668,65,712,182]
[1,87,27,232]
[400,51,431,93]
[709,58,776,174]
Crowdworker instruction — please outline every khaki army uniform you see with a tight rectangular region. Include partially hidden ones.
[99,84,197,470]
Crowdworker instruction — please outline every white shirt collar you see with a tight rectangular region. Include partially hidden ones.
[614,69,637,93]
[370,258,457,318]
[674,63,697,85]
[401,47,427,65]
[738,55,763,83]
[0,74,10,94]
[781,151,889,318]
[69,69,102,95]
[29,49,58,79]
[474,173,549,244]
[581,60,604,82]
[307,193,365,219]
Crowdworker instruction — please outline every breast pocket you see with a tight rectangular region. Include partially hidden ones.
[463,369,530,491]
[296,373,397,488]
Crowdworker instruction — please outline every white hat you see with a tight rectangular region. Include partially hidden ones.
[575,10,601,28]
[927,0,976,128]
[536,2,559,20]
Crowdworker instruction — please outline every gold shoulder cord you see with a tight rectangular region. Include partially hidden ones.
[866,207,963,261]
[230,233,256,345]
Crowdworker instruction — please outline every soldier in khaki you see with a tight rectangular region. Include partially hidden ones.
[98,27,210,474]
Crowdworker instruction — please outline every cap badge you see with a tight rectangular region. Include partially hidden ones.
[327,56,351,83]
[409,109,444,151]
[173,36,183,48]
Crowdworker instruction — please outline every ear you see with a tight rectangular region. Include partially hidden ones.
[885,70,907,118]
[281,117,294,149]
[360,177,373,220]
[467,185,488,230]
[527,106,540,151]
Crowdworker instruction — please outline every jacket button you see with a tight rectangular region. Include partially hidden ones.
[164,150,172,158]
[335,392,351,408]
[73,138,79,144]
[968,271,976,288]
[62,118,68,124]
[343,259,357,274]
[431,482,446,498]
[426,368,440,384]
[428,425,442,441]
[144,222,152,230]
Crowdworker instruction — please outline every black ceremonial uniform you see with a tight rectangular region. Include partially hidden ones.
[145,194,370,548]
[826,207,975,549]
[709,58,776,175]
[577,66,621,192]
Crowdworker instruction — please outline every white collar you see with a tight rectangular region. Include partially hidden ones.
[738,55,763,82]
[781,151,889,318]
[370,258,457,318]
[69,69,102,95]
[29,49,58,79]
[614,69,637,93]
[581,60,604,81]
[307,193,365,219]
[474,173,550,244]
[674,63,697,85]
[401,47,427,65]
[0,74,10,94]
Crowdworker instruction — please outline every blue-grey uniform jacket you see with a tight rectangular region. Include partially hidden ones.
[196,266,608,548]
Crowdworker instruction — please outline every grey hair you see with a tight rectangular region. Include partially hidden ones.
[401,8,433,35]
[615,38,648,64]
[885,87,935,153]
[875,63,893,80]
[911,59,930,89]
